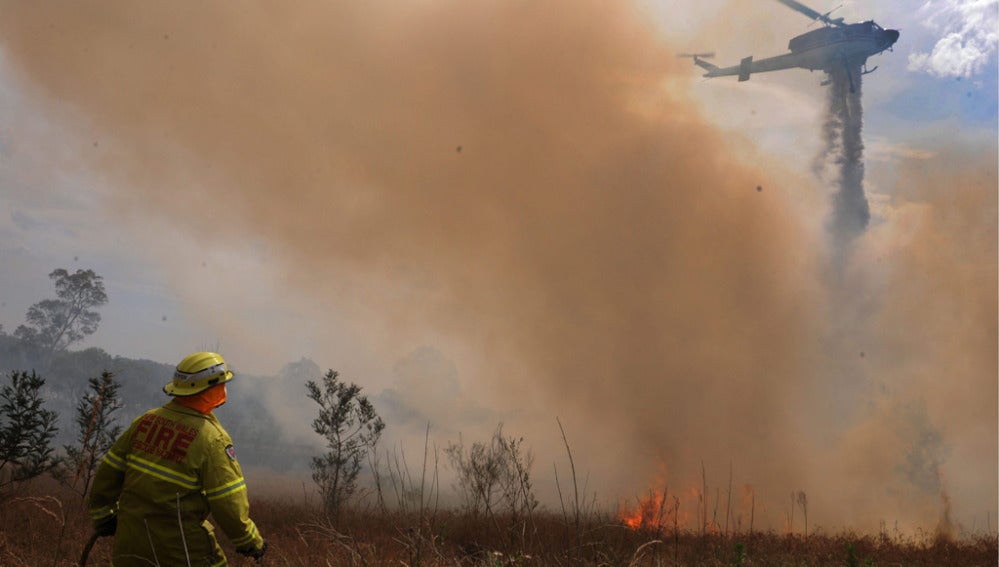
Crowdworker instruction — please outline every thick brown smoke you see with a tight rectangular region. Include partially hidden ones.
[1,1,993,531]
[855,146,998,535]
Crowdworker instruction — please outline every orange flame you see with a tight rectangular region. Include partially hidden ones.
[620,463,760,534]
[620,481,750,534]
[619,489,668,530]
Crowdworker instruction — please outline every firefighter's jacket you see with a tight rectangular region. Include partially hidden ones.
[89,400,264,566]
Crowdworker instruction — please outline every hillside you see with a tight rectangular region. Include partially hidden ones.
[0,335,297,470]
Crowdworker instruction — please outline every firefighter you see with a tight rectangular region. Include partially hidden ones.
[88,352,267,566]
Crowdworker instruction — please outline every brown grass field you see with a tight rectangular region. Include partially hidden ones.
[2,480,996,566]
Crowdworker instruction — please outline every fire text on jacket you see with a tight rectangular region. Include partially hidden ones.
[133,414,199,462]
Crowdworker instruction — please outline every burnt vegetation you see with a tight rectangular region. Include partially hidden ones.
[2,479,997,566]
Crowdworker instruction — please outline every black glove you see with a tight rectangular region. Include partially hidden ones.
[236,540,267,561]
[94,515,117,537]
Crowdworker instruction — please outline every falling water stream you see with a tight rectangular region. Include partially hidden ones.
[818,64,870,257]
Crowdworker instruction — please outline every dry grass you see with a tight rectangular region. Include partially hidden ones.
[2,481,995,566]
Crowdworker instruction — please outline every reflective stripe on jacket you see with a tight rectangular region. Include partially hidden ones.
[89,400,264,566]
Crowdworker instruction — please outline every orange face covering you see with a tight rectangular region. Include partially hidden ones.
[174,384,227,414]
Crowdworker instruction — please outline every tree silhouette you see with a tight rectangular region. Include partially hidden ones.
[15,269,108,358]
[306,370,384,517]
[0,370,59,491]
[63,371,123,501]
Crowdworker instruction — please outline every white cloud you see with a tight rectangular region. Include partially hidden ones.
[907,0,998,77]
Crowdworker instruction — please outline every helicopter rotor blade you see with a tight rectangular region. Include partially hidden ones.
[775,0,846,27]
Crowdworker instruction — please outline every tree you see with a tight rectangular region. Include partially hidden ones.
[306,370,385,517]
[15,268,108,358]
[0,371,59,490]
[62,371,123,500]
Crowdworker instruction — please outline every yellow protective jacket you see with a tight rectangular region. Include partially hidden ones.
[88,400,264,566]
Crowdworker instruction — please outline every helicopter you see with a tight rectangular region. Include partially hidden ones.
[680,0,899,92]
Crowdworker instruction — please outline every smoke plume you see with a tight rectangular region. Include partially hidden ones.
[1,1,994,533]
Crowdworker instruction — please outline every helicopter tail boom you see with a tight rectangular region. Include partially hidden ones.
[694,57,720,73]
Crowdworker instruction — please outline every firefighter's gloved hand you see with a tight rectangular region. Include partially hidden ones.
[236,540,267,560]
[94,515,117,537]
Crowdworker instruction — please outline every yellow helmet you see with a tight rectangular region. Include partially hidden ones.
[164,352,234,396]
